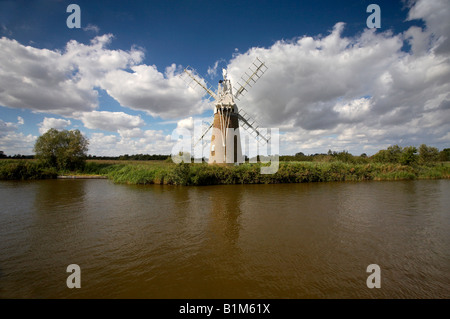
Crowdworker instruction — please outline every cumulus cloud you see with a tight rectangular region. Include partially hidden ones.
[38,117,72,134]
[100,63,211,119]
[0,132,36,155]
[406,0,450,54]
[118,128,144,138]
[0,33,215,121]
[176,116,194,130]
[225,1,450,154]
[0,34,143,116]
[88,133,119,155]
[78,111,145,132]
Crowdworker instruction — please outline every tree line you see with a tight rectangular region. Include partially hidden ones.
[90,154,170,161]
[1,128,449,171]
[280,145,450,165]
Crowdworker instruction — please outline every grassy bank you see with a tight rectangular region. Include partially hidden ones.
[0,160,58,180]
[1,159,449,185]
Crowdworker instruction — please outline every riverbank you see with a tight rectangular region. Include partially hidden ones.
[103,161,450,185]
[57,175,107,179]
[2,159,448,185]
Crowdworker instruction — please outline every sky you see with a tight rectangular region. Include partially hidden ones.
[0,0,449,156]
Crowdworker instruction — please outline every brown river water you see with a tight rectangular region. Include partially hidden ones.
[0,179,449,298]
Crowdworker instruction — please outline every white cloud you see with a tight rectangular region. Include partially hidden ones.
[88,133,119,155]
[0,119,18,136]
[176,116,194,130]
[17,116,24,125]
[83,24,100,33]
[207,60,220,78]
[117,128,144,138]
[0,38,95,115]
[0,34,210,120]
[406,0,450,54]
[79,111,145,132]
[38,117,72,134]
[0,119,36,155]
[0,34,143,116]
[100,63,211,119]
[0,132,36,155]
[88,130,174,156]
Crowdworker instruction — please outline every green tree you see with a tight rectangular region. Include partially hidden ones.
[372,149,388,163]
[386,145,402,163]
[372,145,402,163]
[418,144,439,164]
[399,146,417,165]
[335,150,354,163]
[34,128,89,171]
[439,148,450,162]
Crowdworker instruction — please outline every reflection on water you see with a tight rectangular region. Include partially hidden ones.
[0,179,449,298]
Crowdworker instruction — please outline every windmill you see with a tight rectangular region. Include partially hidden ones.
[180,58,269,164]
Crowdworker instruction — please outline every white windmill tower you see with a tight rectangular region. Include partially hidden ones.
[181,58,269,164]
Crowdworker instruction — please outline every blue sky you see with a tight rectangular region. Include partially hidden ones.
[0,0,448,156]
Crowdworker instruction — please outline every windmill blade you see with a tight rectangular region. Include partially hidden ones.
[238,108,270,145]
[193,121,213,148]
[233,58,268,101]
[180,66,217,102]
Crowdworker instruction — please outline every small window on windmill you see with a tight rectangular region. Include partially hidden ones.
[211,144,215,151]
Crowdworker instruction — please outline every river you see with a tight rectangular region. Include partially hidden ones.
[0,179,449,298]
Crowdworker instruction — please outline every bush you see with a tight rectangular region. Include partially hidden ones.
[399,146,418,166]
[170,163,192,185]
[439,148,450,162]
[0,160,57,180]
[418,144,439,164]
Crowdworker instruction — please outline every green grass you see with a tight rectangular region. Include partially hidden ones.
[1,159,449,185]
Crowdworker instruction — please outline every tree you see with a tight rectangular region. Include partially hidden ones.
[439,148,450,162]
[372,149,388,163]
[372,145,403,163]
[418,144,439,164]
[34,128,89,171]
[386,145,402,163]
[0,151,6,159]
[400,146,417,165]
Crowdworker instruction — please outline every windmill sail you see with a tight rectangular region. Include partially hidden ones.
[238,108,270,144]
[233,58,268,101]
[180,66,218,101]
[193,122,213,148]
